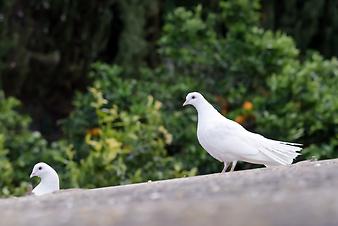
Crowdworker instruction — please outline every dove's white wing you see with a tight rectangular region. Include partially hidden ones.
[198,116,301,166]
[198,118,266,163]
[225,118,302,165]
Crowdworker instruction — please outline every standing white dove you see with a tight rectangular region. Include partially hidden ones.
[183,92,302,173]
[30,162,60,196]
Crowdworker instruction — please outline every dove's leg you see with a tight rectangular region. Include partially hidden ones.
[230,161,238,172]
[221,162,228,173]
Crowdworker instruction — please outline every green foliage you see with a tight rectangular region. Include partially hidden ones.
[0,134,14,196]
[159,5,218,69]
[220,0,260,28]
[0,92,52,196]
[61,64,194,188]
[153,0,337,168]
[254,53,338,159]
[0,72,194,195]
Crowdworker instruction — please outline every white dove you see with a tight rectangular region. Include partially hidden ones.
[183,92,302,173]
[30,162,60,196]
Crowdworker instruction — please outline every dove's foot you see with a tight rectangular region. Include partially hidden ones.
[230,161,238,172]
[221,161,237,173]
[221,162,228,173]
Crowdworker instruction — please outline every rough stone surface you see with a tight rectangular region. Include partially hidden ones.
[1,159,338,226]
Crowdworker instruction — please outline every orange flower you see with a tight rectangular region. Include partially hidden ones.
[235,115,246,124]
[216,95,229,114]
[242,101,253,110]
[87,128,101,137]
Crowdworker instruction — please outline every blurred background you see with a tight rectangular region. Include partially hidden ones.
[0,0,337,196]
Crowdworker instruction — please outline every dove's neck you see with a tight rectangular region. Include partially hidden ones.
[195,99,223,123]
[35,171,60,194]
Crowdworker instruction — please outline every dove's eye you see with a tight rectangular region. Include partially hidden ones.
[192,96,196,99]
[38,166,42,170]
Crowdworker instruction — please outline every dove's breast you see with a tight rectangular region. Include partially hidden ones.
[196,121,237,162]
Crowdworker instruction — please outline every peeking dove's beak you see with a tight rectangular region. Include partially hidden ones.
[30,172,35,178]
[183,100,188,106]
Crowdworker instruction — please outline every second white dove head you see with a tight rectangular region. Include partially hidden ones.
[30,162,57,179]
[30,162,60,196]
[183,92,205,107]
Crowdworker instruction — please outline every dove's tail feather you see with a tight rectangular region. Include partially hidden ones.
[259,139,302,166]
[278,141,303,146]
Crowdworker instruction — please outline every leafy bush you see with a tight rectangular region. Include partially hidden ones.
[0,92,52,196]
[61,64,194,188]
[253,53,338,159]
[63,0,336,176]
[0,134,14,195]
[153,1,300,172]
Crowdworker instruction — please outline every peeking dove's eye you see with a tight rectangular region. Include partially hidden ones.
[38,166,42,170]
[192,95,196,99]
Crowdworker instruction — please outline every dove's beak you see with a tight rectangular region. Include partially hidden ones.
[30,172,35,178]
[183,100,189,106]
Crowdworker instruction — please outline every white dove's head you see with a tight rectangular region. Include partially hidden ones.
[183,92,205,107]
[30,162,56,179]
[30,162,60,196]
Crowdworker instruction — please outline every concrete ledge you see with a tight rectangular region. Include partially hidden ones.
[1,159,338,226]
